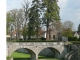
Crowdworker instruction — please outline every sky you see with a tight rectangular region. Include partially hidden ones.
[6,0,80,31]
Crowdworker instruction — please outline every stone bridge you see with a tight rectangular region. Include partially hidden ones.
[7,42,68,60]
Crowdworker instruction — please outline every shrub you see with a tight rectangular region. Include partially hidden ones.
[68,36,72,41]
[78,37,80,41]
[68,36,78,41]
[40,37,46,41]
[73,37,77,41]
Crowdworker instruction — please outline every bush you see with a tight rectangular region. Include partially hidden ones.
[74,37,78,41]
[40,37,46,41]
[68,36,78,41]
[68,36,72,41]
[6,37,10,41]
[78,37,80,41]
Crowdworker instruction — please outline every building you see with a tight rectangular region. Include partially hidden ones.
[74,31,80,38]
[6,28,59,40]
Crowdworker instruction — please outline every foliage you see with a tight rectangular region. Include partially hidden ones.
[6,9,24,40]
[22,0,30,40]
[6,12,14,34]
[62,21,74,30]
[62,28,73,37]
[78,24,80,32]
[51,20,62,32]
[40,37,46,41]
[78,37,80,41]
[62,21,74,37]
[22,25,27,40]
[42,0,60,40]
[27,0,41,39]
[6,0,61,41]
[68,36,78,41]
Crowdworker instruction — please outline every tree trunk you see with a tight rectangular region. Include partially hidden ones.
[46,19,49,40]
[16,21,20,41]
[10,25,13,41]
[28,26,31,40]
[36,27,38,40]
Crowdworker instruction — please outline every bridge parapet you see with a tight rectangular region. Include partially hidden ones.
[7,42,65,46]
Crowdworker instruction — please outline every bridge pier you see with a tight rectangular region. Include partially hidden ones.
[31,53,36,60]
[36,53,38,60]
[8,58,13,60]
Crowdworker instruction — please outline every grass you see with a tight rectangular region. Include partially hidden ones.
[69,41,80,44]
[9,52,30,58]
[7,52,64,60]
[8,52,46,58]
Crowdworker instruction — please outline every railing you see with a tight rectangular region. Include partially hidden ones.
[65,49,78,60]
[7,42,65,46]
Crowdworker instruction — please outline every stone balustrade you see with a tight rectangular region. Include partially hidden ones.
[7,42,65,46]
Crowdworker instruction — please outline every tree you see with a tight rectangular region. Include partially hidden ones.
[78,24,80,32]
[51,20,62,32]
[7,9,24,40]
[42,0,60,40]
[7,12,15,40]
[27,0,41,40]
[62,28,73,37]
[27,7,36,40]
[22,24,27,40]
[32,0,41,40]
[62,21,74,37]
[62,21,74,30]
[22,0,29,40]
[6,12,14,34]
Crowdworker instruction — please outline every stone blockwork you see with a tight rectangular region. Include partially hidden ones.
[7,42,68,60]
[65,44,80,60]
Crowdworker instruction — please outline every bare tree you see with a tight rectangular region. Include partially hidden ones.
[62,20,74,37]
[62,21,74,30]
[21,0,30,40]
[7,9,24,40]
[51,20,62,32]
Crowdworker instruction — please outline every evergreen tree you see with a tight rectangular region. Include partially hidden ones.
[28,0,41,40]
[42,0,60,40]
[27,7,35,39]
[78,24,80,32]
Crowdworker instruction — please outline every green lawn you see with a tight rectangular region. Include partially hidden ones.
[69,41,80,44]
[7,52,64,60]
[9,52,45,58]
[10,52,30,58]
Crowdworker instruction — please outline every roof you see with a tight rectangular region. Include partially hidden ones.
[73,31,80,35]
[38,30,46,36]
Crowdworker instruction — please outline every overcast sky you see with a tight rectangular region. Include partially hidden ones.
[7,0,80,31]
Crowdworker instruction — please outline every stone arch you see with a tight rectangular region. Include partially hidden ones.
[38,47,60,58]
[8,46,36,60]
